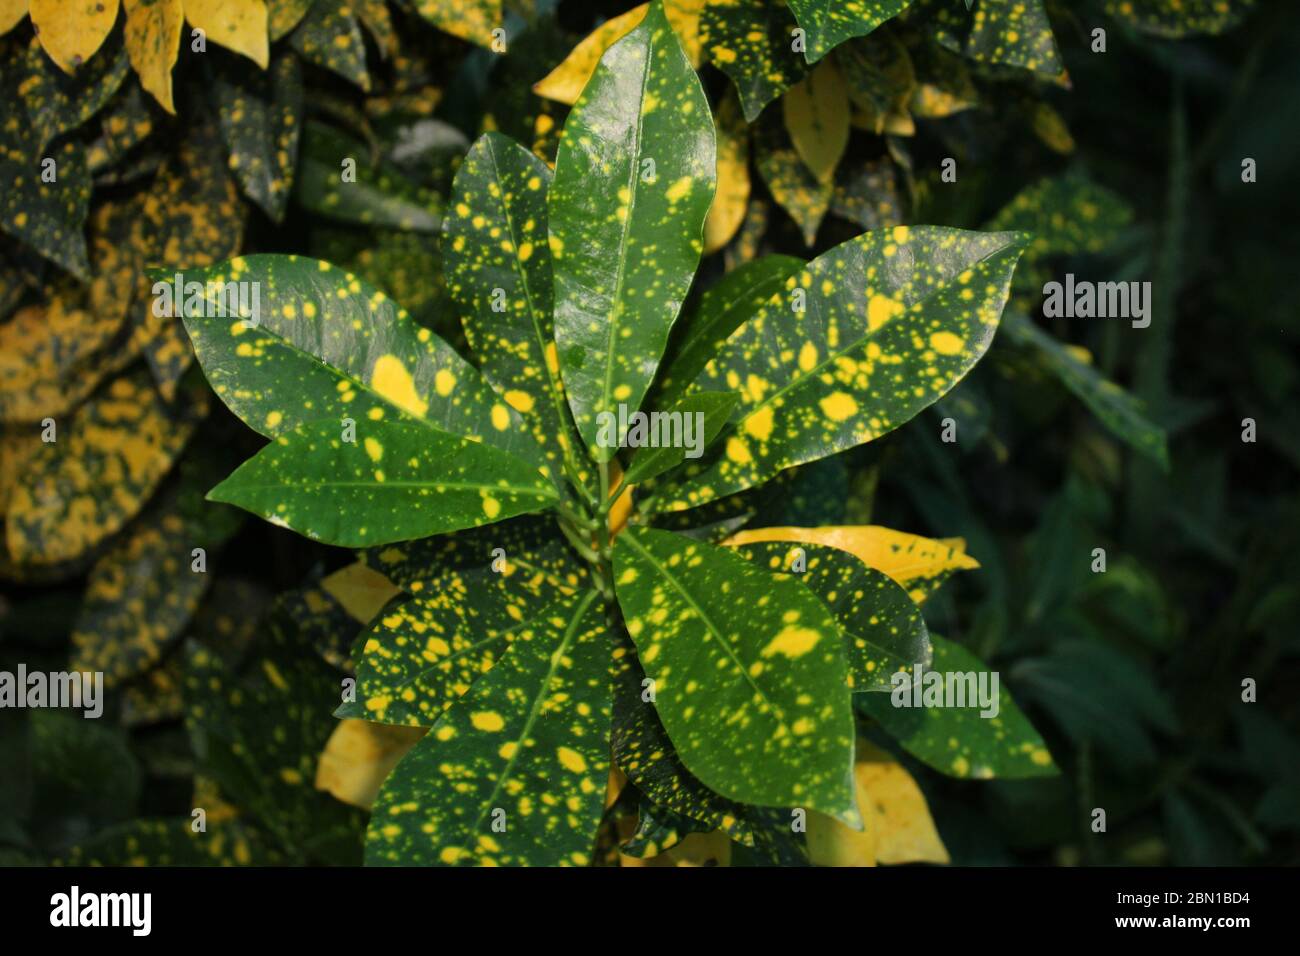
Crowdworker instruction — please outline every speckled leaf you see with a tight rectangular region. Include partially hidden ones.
[213,50,303,221]
[783,59,849,184]
[0,133,91,278]
[445,133,579,488]
[858,634,1058,779]
[98,80,157,160]
[836,27,914,135]
[287,0,367,90]
[704,92,750,255]
[787,0,914,64]
[268,0,312,39]
[184,0,269,68]
[208,418,558,548]
[1103,0,1254,37]
[63,816,280,866]
[178,254,544,473]
[832,157,903,230]
[655,254,804,408]
[623,391,737,485]
[413,0,499,48]
[613,526,858,821]
[925,0,1064,80]
[754,108,831,246]
[1003,312,1168,467]
[295,122,440,231]
[366,588,613,866]
[620,795,711,857]
[656,227,1029,511]
[733,540,929,691]
[550,1,716,462]
[122,0,183,112]
[723,525,978,605]
[30,0,120,73]
[700,0,806,121]
[19,34,130,150]
[5,368,205,566]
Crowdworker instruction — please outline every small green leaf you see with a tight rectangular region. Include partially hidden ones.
[550,0,716,461]
[924,0,1065,80]
[787,0,915,64]
[366,588,612,866]
[754,108,832,246]
[0,132,91,279]
[858,634,1058,779]
[700,0,807,121]
[288,0,370,91]
[208,418,558,548]
[613,526,858,822]
[623,391,738,486]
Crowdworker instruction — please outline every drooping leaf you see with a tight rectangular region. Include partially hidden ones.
[924,0,1065,81]
[1103,0,1254,37]
[858,634,1058,779]
[622,391,738,485]
[19,33,130,150]
[786,0,914,64]
[412,0,500,48]
[782,58,849,184]
[703,91,749,255]
[212,49,304,222]
[184,0,269,68]
[366,588,613,866]
[30,0,120,73]
[445,133,579,490]
[723,525,978,604]
[832,157,903,230]
[654,227,1029,511]
[700,0,806,121]
[122,0,183,112]
[315,719,426,810]
[178,254,544,473]
[287,0,367,90]
[267,0,312,39]
[836,27,915,135]
[550,1,715,461]
[731,540,929,691]
[754,107,831,246]
[0,132,92,279]
[613,526,859,822]
[619,794,712,857]
[5,368,205,566]
[208,418,559,548]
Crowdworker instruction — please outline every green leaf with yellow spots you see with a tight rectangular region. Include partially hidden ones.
[655,254,804,408]
[366,588,613,866]
[5,367,206,567]
[208,418,559,548]
[1003,312,1168,468]
[445,133,582,490]
[212,49,304,222]
[178,254,545,472]
[337,568,560,726]
[413,0,500,48]
[0,130,92,279]
[268,0,312,40]
[700,0,807,121]
[287,0,368,89]
[549,0,716,462]
[923,0,1065,80]
[1103,0,1254,37]
[295,122,441,231]
[732,540,929,692]
[858,634,1058,779]
[62,816,282,866]
[650,226,1030,513]
[622,390,738,486]
[613,526,859,822]
[754,107,832,246]
[18,33,130,151]
[787,0,915,64]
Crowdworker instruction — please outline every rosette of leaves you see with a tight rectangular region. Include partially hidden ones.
[179,1,1055,866]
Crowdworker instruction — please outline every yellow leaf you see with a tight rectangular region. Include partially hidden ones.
[782,58,849,185]
[123,0,183,114]
[1031,101,1075,155]
[413,0,499,48]
[619,830,731,866]
[0,0,27,35]
[184,0,268,68]
[723,525,978,603]
[30,0,120,73]
[533,4,647,105]
[704,93,750,254]
[315,719,427,810]
[319,561,401,624]
[807,742,950,867]
[663,0,705,67]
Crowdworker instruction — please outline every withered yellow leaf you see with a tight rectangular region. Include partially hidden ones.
[783,58,849,184]
[0,0,28,36]
[704,93,750,254]
[319,561,401,624]
[724,525,978,604]
[315,719,427,810]
[122,0,183,113]
[184,0,269,68]
[806,742,950,867]
[30,0,120,73]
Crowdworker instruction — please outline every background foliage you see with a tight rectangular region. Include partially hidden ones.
[1,0,1297,866]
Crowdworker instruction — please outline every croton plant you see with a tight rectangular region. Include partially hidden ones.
[173,2,1057,866]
